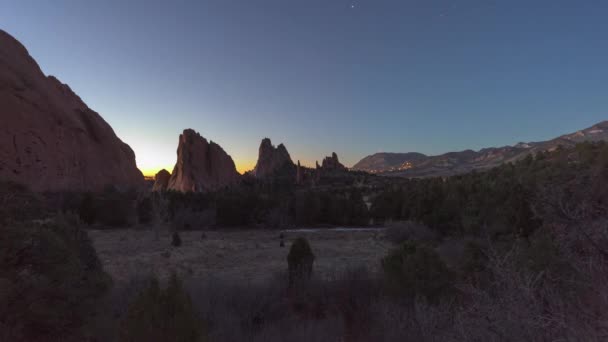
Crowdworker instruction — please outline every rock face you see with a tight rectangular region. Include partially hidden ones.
[0,30,143,191]
[152,169,171,191]
[252,138,295,178]
[321,152,347,171]
[167,129,240,192]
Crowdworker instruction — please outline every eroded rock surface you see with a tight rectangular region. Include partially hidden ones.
[167,129,240,192]
[0,30,143,191]
[321,152,347,172]
[252,138,295,178]
[152,169,171,191]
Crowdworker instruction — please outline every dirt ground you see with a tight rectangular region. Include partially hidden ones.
[88,228,390,284]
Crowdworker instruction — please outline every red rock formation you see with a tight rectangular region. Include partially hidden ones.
[0,30,143,191]
[152,169,171,191]
[167,129,240,192]
[321,152,347,171]
[252,138,295,178]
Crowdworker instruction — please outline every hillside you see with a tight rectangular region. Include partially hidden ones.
[352,121,608,177]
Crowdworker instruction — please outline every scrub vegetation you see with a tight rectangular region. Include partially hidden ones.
[2,142,608,341]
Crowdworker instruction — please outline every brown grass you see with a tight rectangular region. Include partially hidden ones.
[88,228,390,284]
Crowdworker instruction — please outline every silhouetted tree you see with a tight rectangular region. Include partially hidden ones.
[287,237,315,286]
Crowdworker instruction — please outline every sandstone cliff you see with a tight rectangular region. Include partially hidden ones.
[321,152,348,172]
[0,30,143,191]
[152,169,171,191]
[167,129,240,192]
[252,138,295,178]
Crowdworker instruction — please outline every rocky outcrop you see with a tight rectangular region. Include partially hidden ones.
[167,129,240,192]
[321,152,347,172]
[152,169,171,191]
[252,138,295,178]
[0,30,143,191]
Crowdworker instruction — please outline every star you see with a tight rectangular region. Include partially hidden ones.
[351,3,355,9]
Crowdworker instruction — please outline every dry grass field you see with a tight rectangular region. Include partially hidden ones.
[88,228,390,284]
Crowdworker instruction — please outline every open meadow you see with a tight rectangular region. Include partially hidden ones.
[89,228,390,284]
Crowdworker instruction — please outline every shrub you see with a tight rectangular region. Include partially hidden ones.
[172,207,216,230]
[172,232,182,247]
[78,191,137,227]
[287,238,315,286]
[460,241,487,275]
[136,196,154,224]
[517,228,578,290]
[384,221,437,245]
[79,192,96,225]
[95,198,136,227]
[0,181,46,224]
[0,218,110,341]
[381,241,452,301]
[121,273,204,342]
[330,267,380,339]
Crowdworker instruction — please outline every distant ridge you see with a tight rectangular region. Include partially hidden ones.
[352,121,608,177]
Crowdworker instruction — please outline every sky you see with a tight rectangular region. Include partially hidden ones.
[2,0,607,175]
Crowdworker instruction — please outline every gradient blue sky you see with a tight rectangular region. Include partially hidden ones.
[2,0,607,175]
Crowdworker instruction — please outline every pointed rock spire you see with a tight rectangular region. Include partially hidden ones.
[252,138,295,178]
[321,152,347,171]
[167,129,240,192]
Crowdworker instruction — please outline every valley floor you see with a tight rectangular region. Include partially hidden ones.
[88,228,390,284]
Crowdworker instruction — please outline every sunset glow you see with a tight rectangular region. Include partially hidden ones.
[140,162,256,178]
[3,1,608,340]
[4,1,607,179]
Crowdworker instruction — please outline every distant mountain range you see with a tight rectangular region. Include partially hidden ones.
[352,121,608,177]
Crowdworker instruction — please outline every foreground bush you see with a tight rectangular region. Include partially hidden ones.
[172,207,217,230]
[121,273,204,342]
[172,231,182,247]
[0,181,46,224]
[287,238,315,286]
[382,241,452,301]
[99,227,608,342]
[384,221,437,245]
[136,195,154,224]
[0,216,110,341]
[78,190,137,227]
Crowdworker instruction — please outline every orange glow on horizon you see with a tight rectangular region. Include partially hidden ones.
[141,166,173,178]
[236,162,255,174]
[141,161,255,178]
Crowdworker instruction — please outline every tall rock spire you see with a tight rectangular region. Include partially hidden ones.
[167,129,240,192]
[252,138,295,178]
